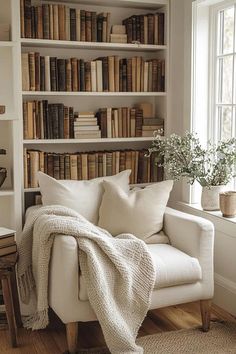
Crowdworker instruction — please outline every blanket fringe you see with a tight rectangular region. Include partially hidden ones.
[22,309,49,330]
[17,266,36,304]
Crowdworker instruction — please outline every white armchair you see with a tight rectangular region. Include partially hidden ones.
[49,207,214,353]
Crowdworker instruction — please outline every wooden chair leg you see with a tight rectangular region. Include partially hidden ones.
[1,275,17,347]
[66,322,78,354]
[10,270,22,328]
[200,299,212,332]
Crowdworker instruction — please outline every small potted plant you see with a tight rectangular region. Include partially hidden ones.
[0,149,7,188]
[148,132,236,210]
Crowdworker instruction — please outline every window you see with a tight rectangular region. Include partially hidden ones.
[212,2,236,142]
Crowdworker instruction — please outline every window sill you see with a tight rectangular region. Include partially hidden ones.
[177,202,236,237]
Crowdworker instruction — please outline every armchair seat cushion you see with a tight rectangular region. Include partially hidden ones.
[79,243,202,301]
[149,244,202,289]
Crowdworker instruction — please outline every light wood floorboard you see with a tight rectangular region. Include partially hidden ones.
[0,302,235,354]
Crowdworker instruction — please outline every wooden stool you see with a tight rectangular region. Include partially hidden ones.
[0,252,22,347]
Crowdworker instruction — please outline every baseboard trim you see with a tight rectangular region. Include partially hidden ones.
[214,273,236,295]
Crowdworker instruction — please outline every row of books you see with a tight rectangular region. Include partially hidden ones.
[24,149,163,188]
[21,1,111,42]
[23,101,164,140]
[21,53,165,92]
[0,228,17,257]
[123,13,165,45]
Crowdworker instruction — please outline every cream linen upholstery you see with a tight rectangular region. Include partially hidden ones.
[48,207,214,324]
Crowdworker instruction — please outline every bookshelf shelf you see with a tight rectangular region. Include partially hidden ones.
[0,190,14,197]
[23,137,154,144]
[0,41,16,48]
[44,0,168,9]
[21,39,167,52]
[22,91,167,97]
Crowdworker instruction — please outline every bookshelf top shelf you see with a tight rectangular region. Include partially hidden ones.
[22,91,167,97]
[23,137,154,145]
[21,39,167,52]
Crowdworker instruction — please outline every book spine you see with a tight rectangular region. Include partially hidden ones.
[91,12,97,42]
[35,52,40,91]
[58,5,66,40]
[20,0,25,38]
[57,59,66,92]
[71,58,78,91]
[85,11,92,42]
[49,4,54,40]
[53,5,59,40]
[24,0,32,38]
[76,9,80,41]
[80,10,86,41]
[29,52,35,91]
[50,57,58,91]
[108,56,115,92]
[70,8,77,41]
[66,59,72,92]
[42,4,50,39]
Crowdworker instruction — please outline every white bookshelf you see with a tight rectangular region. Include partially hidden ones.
[0,0,169,234]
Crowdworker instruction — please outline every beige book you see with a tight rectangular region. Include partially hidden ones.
[91,61,97,92]
[135,151,139,183]
[65,6,70,41]
[144,62,149,92]
[144,15,148,44]
[137,102,153,118]
[141,131,155,137]
[127,107,131,137]
[142,125,162,131]
[102,12,107,42]
[70,155,78,180]
[39,101,44,139]
[112,25,126,34]
[29,52,35,91]
[115,151,120,174]
[29,151,39,188]
[131,57,137,92]
[96,60,103,92]
[24,148,28,188]
[106,12,111,42]
[148,61,153,92]
[27,101,34,139]
[78,112,95,117]
[76,9,81,41]
[21,53,30,91]
[74,125,99,131]
[154,14,159,45]
[110,34,127,43]
[118,107,123,138]
[39,151,44,172]
[140,58,144,92]
[45,56,51,91]
[107,107,112,138]
[81,154,88,180]
[114,56,119,92]
[113,109,119,138]
[53,5,59,40]
[130,108,136,137]
[49,4,54,40]
[136,57,141,92]
[102,153,107,176]
[108,56,115,92]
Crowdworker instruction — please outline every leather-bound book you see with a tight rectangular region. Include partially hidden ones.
[53,154,60,180]
[50,57,58,91]
[144,15,148,44]
[140,58,144,91]
[119,59,123,92]
[96,60,103,92]
[118,107,122,138]
[97,109,107,138]
[122,107,127,137]
[70,155,78,180]
[135,108,143,137]
[125,151,133,173]
[47,153,54,178]
[98,153,103,177]
[24,148,29,188]
[47,105,53,139]
[64,106,70,139]
[59,154,65,179]
[108,56,115,92]
[77,59,80,91]
[69,107,74,138]
[70,8,77,41]
[88,154,96,179]
[102,13,107,42]
[122,59,127,92]
[107,108,112,138]
[136,56,141,92]
[114,56,119,92]
[157,59,161,92]
[97,13,103,42]
[76,9,80,41]
[45,56,51,91]
[49,4,54,39]
[77,155,82,180]
[29,151,39,187]
[127,107,131,137]
[42,4,50,39]
[126,17,133,43]
[101,57,108,92]
[58,5,66,40]
[20,0,25,38]
[91,12,97,42]
[21,53,30,91]
[144,61,148,92]
[64,154,71,179]
[24,0,32,38]
[140,15,144,44]
[27,101,34,139]
[130,108,136,137]
[158,13,165,45]
[161,60,165,91]
[31,6,36,39]
[106,152,112,176]
[148,14,154,44]
[85,61,91,92]
[136,15,141,43]
[80,10,86,41]
[131,57,137,92]
[81,154,88,180]
[154,14,158,45]
[57,58,66,91]
[65,6,70,41]
[106,12,111,42]
[91,61,97,92]
[35,52,40,91]
[44,153,48,175]
[85,11,92,42]
[102,153,106,176]
[131,15,136,42]
[71,58,78,91]
[53,5,59,40]
[58,103,64,139]
[40,56,45,91]
[39,101,44,139]
[42,100,48,138]
[23,101,28,139]
[51,104,59,139]
[148,61,153,92]
[36,6,43,39]
[119,151,125,171]
[29,52,36,91]
[66,59,72,91]
[80,59,85,91]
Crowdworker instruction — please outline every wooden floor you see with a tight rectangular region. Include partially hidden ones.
[0,302,235,354]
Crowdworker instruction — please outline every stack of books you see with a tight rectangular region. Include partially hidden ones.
[74,112,101,139]
[0,228,17,257]
[21,0,111,42]
[122,13,165,45]
[24,149,163,188]
[138,103,164,137]
[21,53,165,92]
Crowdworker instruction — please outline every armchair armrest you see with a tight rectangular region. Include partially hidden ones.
[163,207,214,298]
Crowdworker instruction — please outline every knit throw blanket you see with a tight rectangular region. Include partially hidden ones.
[17,205,156,354]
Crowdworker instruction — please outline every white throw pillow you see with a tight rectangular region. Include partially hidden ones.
[37,170,131,225]
[98,180,173,241]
